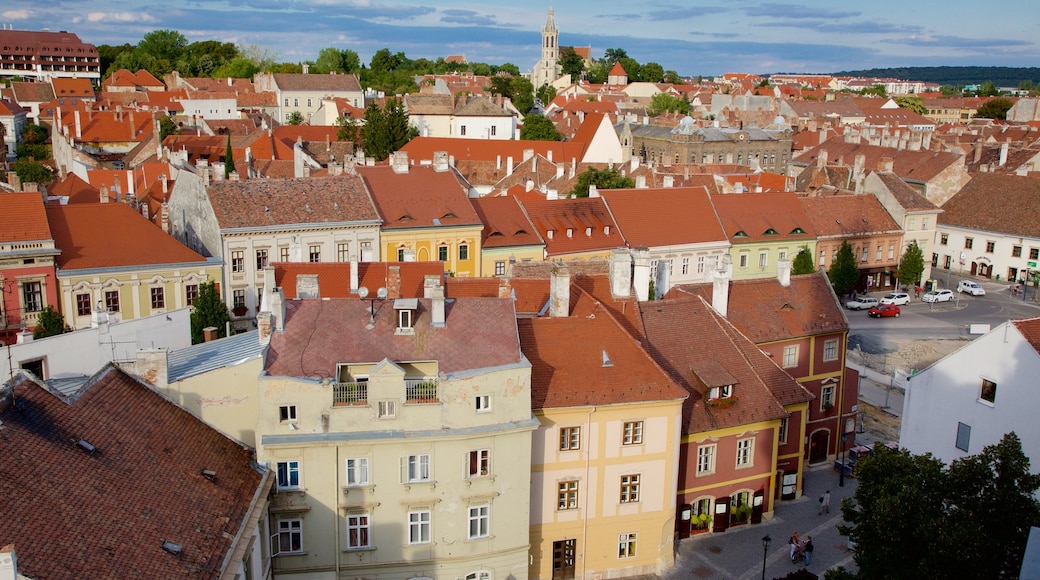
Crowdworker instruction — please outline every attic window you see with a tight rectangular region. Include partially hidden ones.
[734,230,748,238]
[162,541,183,556]
[394,298,418,335]
[585,227,592,237]
[442,212,457,219]
[791,227,806,234]
[708,385,733,401]
[764,228,778,235]
[602,350,613,367]
[566,228,573,238]
[399,215,414,222]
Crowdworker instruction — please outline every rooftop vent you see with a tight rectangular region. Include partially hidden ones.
[201,469,217,481]
[162,541,183,556]
[76,439,95,453]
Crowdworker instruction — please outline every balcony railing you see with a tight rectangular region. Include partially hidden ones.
[406,379,439,404]
[333,382,368,407]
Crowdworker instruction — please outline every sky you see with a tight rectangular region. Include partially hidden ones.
[2,1,1039,76]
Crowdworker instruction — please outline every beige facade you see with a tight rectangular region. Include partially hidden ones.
[728,239,818,281]
[529,401,683,580]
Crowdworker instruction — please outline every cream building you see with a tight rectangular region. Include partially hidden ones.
[254,71,364,125]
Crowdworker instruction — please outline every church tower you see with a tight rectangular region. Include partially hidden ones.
[532,8,561,87]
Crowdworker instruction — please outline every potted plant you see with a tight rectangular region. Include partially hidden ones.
[232,305,248,317]
[822,402,834,413]
[692,512,711,533]
[708,396,738,409]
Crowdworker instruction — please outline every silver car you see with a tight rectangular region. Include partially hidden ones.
[845,297,880,310]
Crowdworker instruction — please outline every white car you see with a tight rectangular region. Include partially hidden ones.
[957,280,986,296]
[921,289,955,303]
[845,297,880,310]
[880,293,911,306]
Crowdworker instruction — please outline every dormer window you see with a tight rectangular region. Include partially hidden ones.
[764,228,778,235]
[394,298,417,335]
[791,227,806,234]
[734,230,748,238]
[708,385,733,400]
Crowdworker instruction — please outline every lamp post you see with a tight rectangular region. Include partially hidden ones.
[839,431,848,488]
[761,534,771,580]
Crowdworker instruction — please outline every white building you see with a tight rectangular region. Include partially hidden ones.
[901,318,1040,466]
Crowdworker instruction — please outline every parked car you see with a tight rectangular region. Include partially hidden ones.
[880,292,911,305]
[868,304,901,318]
[845,296,880,310]
[957,280,986,296]
[921,289,955,303]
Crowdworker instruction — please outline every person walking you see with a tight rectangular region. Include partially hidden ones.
[789,531,800,562]
[819,489,831,515]
[803,536,814,566]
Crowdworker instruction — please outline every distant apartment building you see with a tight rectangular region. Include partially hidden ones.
[0,29,100,83]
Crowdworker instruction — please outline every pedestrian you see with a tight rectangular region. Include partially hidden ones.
[819,489,831,514]
[789,531,800,562]
[803,536,814,565]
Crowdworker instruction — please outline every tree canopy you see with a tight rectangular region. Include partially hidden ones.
[33,306,69,339]
[559,47,585,80]
[827,240,860,296]
[190,281,230,344]
[312,47,361,75]
[976,97,1015,120]
[897,241,925,289]
[519,115,563,141]
[360,99,417,161]
[569,167,635,198]
[10,159,53,185]
[894,96,927,115]
[646,93,690,117]
[791,245,816,275]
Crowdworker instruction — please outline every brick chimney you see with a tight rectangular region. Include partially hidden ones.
[100,185,109,203]
[391,151,409,173]
[203,326,219,342]
[387,265,402,299]
[160,202,170,233]
[549,262,570,317]
[711,255,732,317]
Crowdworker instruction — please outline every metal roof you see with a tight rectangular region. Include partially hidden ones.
[167,330,264,383]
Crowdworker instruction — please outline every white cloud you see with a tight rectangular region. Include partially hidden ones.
[1,10,33,20]
[86,12,156,23]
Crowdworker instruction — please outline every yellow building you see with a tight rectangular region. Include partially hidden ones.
[359,157,484,277]
[47,202,220,329]
[711,192,817,281]
[519,197,624,263]
[471,195,545,276]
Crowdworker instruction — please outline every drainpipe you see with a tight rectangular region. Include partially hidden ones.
[335,446,341,576]
[581,406,597,579]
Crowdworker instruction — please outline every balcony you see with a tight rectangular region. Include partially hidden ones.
[333,381,368,407]
[406,379,439,404]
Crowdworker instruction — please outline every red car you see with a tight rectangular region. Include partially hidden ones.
[868,304,901,318]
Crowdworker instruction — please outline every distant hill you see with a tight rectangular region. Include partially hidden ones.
[828,66,1040,88]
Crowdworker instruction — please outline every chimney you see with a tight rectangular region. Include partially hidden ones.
[203,327,219,342]
[160,173,168,194]
[556,164,564,179]
[609,248,632,298]
[296,274,320,299]
[662,175,674,188]
[878,156,894,172]
[100,185,109,203]
[113,174,122,201]
[160,202,170,233]
[433,151,449,172]
[526,180,534,192]
[549,262,571,317]
[431,285,446,327]
[547,149,553,162]
[506,156,513,176]
[570,158,576,179]
[350,261,359,292]
[1,544,19,580]
[588,184,599,197]
[999,142,1009,167]
[423,274,440,298]
[496,155,501,170]
[711,255,732,317]
[654,258,669,299]
[636,174,646,188]
[391,151,409,173]
[302,63,310,74]
[777,257,792,287]
[523,148,534,162]
[632,248,652,302]
[133,348,169,389]
[74,110,82,139]
[631,157,639,173]
[816,149,828,170]
[546,189,558,200]
[387,265,402,299]
[16,329,33,344]
[257,311,273,345]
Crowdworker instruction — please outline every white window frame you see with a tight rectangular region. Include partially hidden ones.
[231,250,245,273]
[779,417,789,444]
[696,444,716,475]
[739,253,749,269]
[404,453,431,483]
[468,449,491,478]
[475,394,491,412]
[618,532,637,559]
[346,457,369,486]
[708,384,732,400]
[758,252,767,268]
[619,474,640,503]
[346,513,370,549]
[622,420,643,445]
[697,255,705,274]
[272,518,303,555]
[276,460,301,490]
[681,257,689,275]
[408,509,431,544]
[557,480,579,510]
[823,339,838,362]
[279,405,297,422]
[782,345,798,368]
[466,572,492,580]
[378,400,396,418]
[736,438,754,467]
[821,385,835,410]
[468,504,490,539]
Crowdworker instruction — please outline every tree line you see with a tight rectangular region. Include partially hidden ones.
[831,66,1040,89]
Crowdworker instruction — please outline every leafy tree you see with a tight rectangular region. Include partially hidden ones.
[894,96,927,115]
[976,97,1014,120]
[212,57,260,79]
[536,84,556,106]
[827,240,859,296]
[519,115,562,141]
[897,241,925,290]
[335,115,362,146]
[360,99,415,161]
[224,133,234,178]
[175,40,238,76]
[496,62,520,76]
[313,47,360,74]
[286,111,304,125]
[664,70,683,84]
[585,60,609,84]
[32,306,69,339]
[618,56,640,81]
[977,80,1000,96]
[859,84,888,98]
[511,76,535,116]
[559,47,585,80]
[22,123,48,145]
[791,245,816,275]
[190,281,230,344]
[640,62,664,83]
[11,159,53,184]
[603,48,628,64]
[96,43,133,77]
[370,48,404,74]
[137,29,188,64]
[569,167,635,198]
[159,115,179,140]
[240,43,280,72]
[646,93,689,116]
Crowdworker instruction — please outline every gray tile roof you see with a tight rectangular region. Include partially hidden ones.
[207,175,381,230]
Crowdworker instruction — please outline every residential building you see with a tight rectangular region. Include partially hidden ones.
[0,193,60,345]
[0,97,27,159]
[901,318,1040,467]
[254,71,363,124]
[166,172,381,327]
[46,202,220,330]
[0,364,272,579]
[470,195,545,277]
[272,261,445,300]
[935,173,1040,283]
[518,266,688,579]
[863,170,942,285]
[102,68,165,92]
[0,29,100,83]
[406,93,517,139]
[520,196,624,262]
[618,117,793,173]
[257,284,536,580]
[359,154,483,276]
[709,192,816,281]
[8,81,52,123]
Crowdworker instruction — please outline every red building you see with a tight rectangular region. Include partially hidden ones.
[0,193,60,345]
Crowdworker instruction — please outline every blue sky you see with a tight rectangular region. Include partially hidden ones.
[3,1,1038,76]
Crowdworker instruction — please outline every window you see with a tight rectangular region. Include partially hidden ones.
[877,245,883,261]
[276,461,300,490]
[378,400,396,418]
[682,257,689,275]
[889,245,896,260]
[821,385,835,410]
[697,256,705,274]
[782,345,798,368]
[779,417,789,444]
[22,281,42,312]
[738,253,749,268]
[105,290,120,312]
[256,249,268,270]
[907,217,915,230]
[1032,248,1040,260]
[708,384,732,400]
[308,245,321,262]
[940,233,948,245]
[494,261,506,276]
[272,519,303,555]
[346,457,370,486]
[559,427,580,451]
[778,249,787,261]
[279,405,297,422]
[408,510,431,544]
[619,474,640,503]
[346,514,370,549]
[696,444,716,475]
[475,394,491,412]
[284,98,289,107]
[397,308,412,329]
[468,449,490,477]
[758,252,767,268]
[491,126,497,136]
[438,245,448,261]
[233,289,246,310]
[336,243,349,262]
[860,247,868,262]
[956,422,971,452]
[980,378,997,404]
[280,247,290,262]
[618,532,637,558]
[150,287,165,309]
[466,572,492,580]
[306,98,312,107]
[460,125,467,136]
[965,238,973,249]
[405,454,431,482]
[459,244,469,260]
[397,248,406,261]
[819,249,826,266]
[231,250,244,273]
[293,98,299,107]
[76,293,91,316]
[557,481,579,510]
[986,241,995,253]
[1013,246,1023,258]
[736,438,754,467]
[468,505,490,539]
[622,421,643,445]
[823,339,838,362]
[185,284,198,306]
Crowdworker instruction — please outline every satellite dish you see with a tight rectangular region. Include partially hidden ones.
[377,287,388,299]
[357,286,369,299]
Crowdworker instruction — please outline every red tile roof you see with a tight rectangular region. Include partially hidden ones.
[357,165,481,229]
[273,261,444,299]
[470,195,544,248]
[46,203,207,270]
[206,175,380,230]
[271,72,361,92]
[49,173,100,204]
[51,77,95,99]
[0,366,264,580]
[0,192,51,242]
[600,186,726,246]
[400,136,589,166]
[519,197,624,257]
[800,194,902,237]
[710,192,817,243]
[1012,317,1040,354]
[939,173,1040,238]
[265,296,522,377]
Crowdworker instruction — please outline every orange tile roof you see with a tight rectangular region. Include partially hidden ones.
[357,165,481,229]
[939,173,1040,238]
[274,261,444,299]
[794,136,964,183]
[600,186,726,247]
[51,77,95,99]
[400,136,588,166]
[519,197,624,256]
[1,366,264,580]
[46,203,207,270]
[470,194,544,248]
[0,192,51,242]
[49,173,100,204]
[800,194,902,237]
[1012,317,1040,354]
[710,192,817,242]
[11,81,54,103]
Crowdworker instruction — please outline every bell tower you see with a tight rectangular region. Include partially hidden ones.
[533,8,561,87]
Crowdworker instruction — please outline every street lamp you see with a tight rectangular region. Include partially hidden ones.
[761,534,771,580]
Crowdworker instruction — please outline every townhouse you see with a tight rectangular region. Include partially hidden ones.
[405,93,517,139]
[0,193,60,345]
[519,196,625,262]
[254,71,364,124]
[470,195,545,276]
[0,29,100,83]
[863,170,942,285]
[709,192,817,281]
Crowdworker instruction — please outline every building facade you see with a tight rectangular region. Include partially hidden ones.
[618,117,794,173]
[0,193,60,345]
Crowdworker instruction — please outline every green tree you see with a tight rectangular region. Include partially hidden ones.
[159,115,179,140]
[286,110,304,125]
[496,62,520,76]
[313,47,360,74]
[976,97,1015,120]
[978,80,1000,96]
[96,43,133,78]
[559,47,585,80]
[618,56,640,81]
[137,29,188,64]
[176,40,238,77]
[894,96,927,115]
[335,115,362,146]
[646,93,690,116]
[664,70,683,84]
[827,240,859,296]
[859,84,888,98]
[519,115,562,141]
[603,48,628,64]
[585,60,609,84]
[360,99,416,161]
[511,76,535,116]
[211,56,260,79]
[536,84,557,106]
[21,123,48,145]
[11,159,53,184]
[640,62,664,83]
[32,306,69,339]
[16,124,49,160]
[190,281,231,344]
[897,241,925,290]
[569,167,635,198]
[224,133,234,178]
[791,245,816,275]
